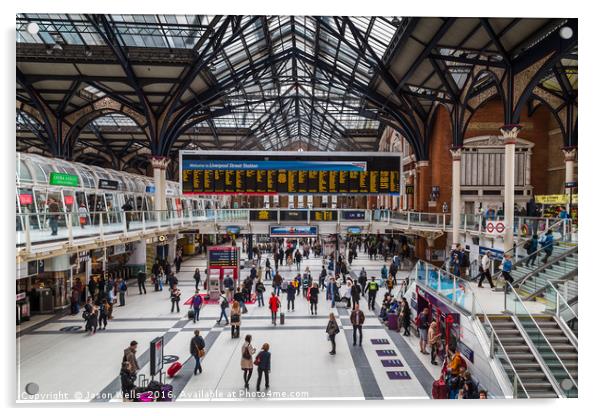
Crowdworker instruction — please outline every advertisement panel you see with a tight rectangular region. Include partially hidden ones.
[269,225,318,237]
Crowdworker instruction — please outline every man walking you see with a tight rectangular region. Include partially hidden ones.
[190,330,206,375]
[216,290,230,325]
[478,251,494,288]
[350,304,365,347]
[191,290,203,323]
[367,277,379,311]
[137,271,147,295]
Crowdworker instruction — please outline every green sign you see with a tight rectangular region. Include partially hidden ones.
[49,172,79,187]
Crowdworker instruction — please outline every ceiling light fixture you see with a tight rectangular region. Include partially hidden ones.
[26,22,40,35]
[52,43,63,52]
[559,26,573,40]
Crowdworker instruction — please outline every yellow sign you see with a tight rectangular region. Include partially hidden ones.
[535,194,578,205]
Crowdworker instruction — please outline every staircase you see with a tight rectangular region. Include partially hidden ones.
[516,245,578,299]
[543,279,578,305]
[484,316,558,398]
[515,315,578,397]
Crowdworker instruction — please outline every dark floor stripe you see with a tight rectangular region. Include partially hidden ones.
[172,330,221,400]
[349,268,434,397]
[337,306,383,400]
[90,318,189,402]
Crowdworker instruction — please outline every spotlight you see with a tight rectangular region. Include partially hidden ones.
[26,22,40,35]
[559,26,573,40]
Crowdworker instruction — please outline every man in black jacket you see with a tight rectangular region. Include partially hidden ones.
[190,330,206,375]
[350,304,365,346]
[137,272,147,295]
[351,279,362,309]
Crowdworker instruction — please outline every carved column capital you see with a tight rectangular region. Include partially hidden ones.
[148,155,171,170]
[562,147,577,162]
[416,160,429,168]
[500,124,522,145]
[449,147,463,161]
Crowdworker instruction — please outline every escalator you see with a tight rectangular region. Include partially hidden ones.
[483,316,558,398]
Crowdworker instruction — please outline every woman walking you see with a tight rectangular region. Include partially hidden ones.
[399,298,411,336]
[230,301,241,338]
[309,282,319,315]
[241,334,256,389]
[193,268,201,291]
[170,285,182,313]
[326,313,340,355]
[255,343,271,391]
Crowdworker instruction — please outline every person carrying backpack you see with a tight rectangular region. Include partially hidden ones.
[255,279,266,307]
[525,234,539,267]
[358,267,367,296]
[541,230,554,263]
[190,290,203,323]
[417,307,430,355]
[217,291,230,325]
[286,280,296,312]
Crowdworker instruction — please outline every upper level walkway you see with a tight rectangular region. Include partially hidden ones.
[16,208,574,262]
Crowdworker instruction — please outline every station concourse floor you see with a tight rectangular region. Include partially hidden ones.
[17,249,447,403]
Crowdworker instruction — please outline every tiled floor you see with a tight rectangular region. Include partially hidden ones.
[17,247,436,402]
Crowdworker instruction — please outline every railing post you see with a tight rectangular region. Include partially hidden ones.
[443,214,446,231]
[545,218,549,230]
[99,212,104,239]
[122,212,128,235]
[24,215,31,252]
[513,374,518,398]
[489,330,495,359]
[418,212,421,224]
[142,212,146,232]
[452,277,457,304]
[67,213,73,244]
[277,209,280,225]
[437,269,442,291]
[463,214,467,232]
[556,291,560,317]
[478,215,482,234]
[436,214,440,228]
[471,295,476,319]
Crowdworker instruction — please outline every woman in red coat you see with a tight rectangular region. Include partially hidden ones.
[268,292,280,326]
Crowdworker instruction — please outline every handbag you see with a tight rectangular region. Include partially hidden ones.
[254,353,262,366]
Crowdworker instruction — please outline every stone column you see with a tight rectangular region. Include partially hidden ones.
[149,156,170,212]
[562,147,577,212]
[450,147,462,247]
[501,125,521,251]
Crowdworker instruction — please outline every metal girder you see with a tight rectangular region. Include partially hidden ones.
[479,18,510,64]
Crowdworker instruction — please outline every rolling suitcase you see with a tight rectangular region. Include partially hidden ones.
[167,361,183,378]
[280,312,285,325]
[387,313,399,331]
[431,377,449,399]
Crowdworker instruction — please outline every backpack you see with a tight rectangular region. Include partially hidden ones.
[220,298,229,309]
[82,310,90,320]
[119,281,127,292]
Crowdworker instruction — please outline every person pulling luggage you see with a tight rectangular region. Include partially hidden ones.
[190,330,206,376]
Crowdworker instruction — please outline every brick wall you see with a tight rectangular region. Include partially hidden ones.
[428,105,453,213]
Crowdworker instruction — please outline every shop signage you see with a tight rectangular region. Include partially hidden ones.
[64,195,74,205]
[146,185,156,193]
[457,340,474,363]
[405,185,414,195]
[19,194,33,205]
[113,244,126,255]
[78,251,90,262]
[16,292,26,301]
[27,259,44,275]
[535,194,578,205]
[249,210,278,221]
[347,226,362,235]
[150,336,164,376]
[166,188,176,196]
[478,246,504,261]
[269,225,318,237]
[49,172,79,187]
[564,181,577,189]
[342,210,366,220]
[98,179,119,190]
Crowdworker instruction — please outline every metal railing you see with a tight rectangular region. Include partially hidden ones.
[504,284,578,397]
[544,282,578,340]
[409,260,530,398]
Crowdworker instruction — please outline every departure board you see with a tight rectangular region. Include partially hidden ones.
[180,151,401,195]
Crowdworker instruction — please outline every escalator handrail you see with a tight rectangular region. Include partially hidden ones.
[507,284,578,392]
[410,260,531,398]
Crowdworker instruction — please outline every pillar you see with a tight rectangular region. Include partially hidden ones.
[415,161,430,212]
[149,156,170,212]
[501,125,521,251]
[450,147,462,247]
[562,146,577,213]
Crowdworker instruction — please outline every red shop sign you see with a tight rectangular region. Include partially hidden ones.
[19,194,33,205]
[64,195,74,205]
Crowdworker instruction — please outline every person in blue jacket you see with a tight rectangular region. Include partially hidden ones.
[327,277,337,308]
[255,343,271,391]
[501,254,514,293]
[380,264,388,285]
[541,230,554,263]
